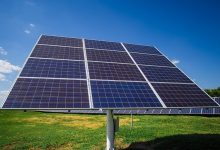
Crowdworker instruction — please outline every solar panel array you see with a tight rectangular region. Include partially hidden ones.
[2,35,219,109]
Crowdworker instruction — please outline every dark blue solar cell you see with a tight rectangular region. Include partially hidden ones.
[3,78,89,108]
[91,80,162,108]
[31,45,84,60]
[38,35,82,47]
[214,107,220,114]
[214,97,220,105]
[88,62,145,81]
[202,108,214,114]
[86,49,133,63]
[124,43,162,55]
[20,58,86,79]
[152,83,218,107]
[140,65,193,83]
[179,108,191,114]
[131,53,175,67]
[191,108,202,114]
[85,39,125,51]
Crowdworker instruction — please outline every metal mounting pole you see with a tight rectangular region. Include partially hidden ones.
[106,109,115,150]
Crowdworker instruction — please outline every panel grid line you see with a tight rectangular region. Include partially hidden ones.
[1,35,43,108]
[37,44,83,49]
[83,38,94,108]
[121,43,167,108]
[153,46,220,107]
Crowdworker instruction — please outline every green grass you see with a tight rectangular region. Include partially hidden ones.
[0,110,220,150]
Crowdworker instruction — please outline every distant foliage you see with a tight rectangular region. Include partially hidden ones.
[205,87,220,97]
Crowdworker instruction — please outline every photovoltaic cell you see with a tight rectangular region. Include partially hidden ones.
[91,80,162,108]
[86,49,133,64]
[191,108,202,114]
[20,58,86,79]
[38,35,82,47]
[124,43,162,55]
[3,78,89,108]
[85,39,125,51]
[152,83,218,107]
[131,53,175,67]
[88,62,145,81]
[140,65,193,83]
[214,97,220,105]
[31,45,84,60]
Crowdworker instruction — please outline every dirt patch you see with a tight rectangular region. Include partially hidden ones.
[46,143,78,150]
[120,118,140,126]
[115,138,129,149]
[2,143,17,150]
[16,115,106,129]
[16,115,139,129]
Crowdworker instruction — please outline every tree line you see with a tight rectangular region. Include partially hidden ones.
[205,87,220,97]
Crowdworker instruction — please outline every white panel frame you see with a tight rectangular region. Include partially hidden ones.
[1,35,43,108]
[153,46,220,107]
[82,38,94,108]
[121,43,167,108]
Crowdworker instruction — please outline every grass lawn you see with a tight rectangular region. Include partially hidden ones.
[0,110,220,150]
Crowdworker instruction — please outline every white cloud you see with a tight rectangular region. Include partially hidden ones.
[0,60,21,74]
[24,30,31,34]
[171,59,180,65]
[0,47,7,55]
[0,90,9,107]
[29,23,35,27]
[0,73,6,81]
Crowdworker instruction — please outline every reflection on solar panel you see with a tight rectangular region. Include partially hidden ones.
[38,35,82,47]
[124,43,162,55]
[3,78,89,108]
[88,62,145,81]
[152,83,216,107]
[87,49,133,63]
[31,45,84,60]
[20,58,86,79]
[2,35,218,109]
[140,65,193,83]
[85,39,125,51]
[131,53,175,67]
[91,81,162,108]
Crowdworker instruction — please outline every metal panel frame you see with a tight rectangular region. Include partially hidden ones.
[121,43,167,108]
[82,39,94,108]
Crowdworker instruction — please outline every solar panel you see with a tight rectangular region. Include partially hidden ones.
[88,62,145,81]
[31,45,84,60]
[131,53,175,67]
[86,49,133,63]
[91,80,162,108]
[2,35,218,109]
[152,83,217,107]
[3,78,89,108]
[191,108,202,114]
[20,58,86,79]
[214,108,220,114]
[139,65,193,83]
[214,97,220,105]
[123,43,162,55]
[38,35,82,47]
[85,39,125,51]
[202,108,214,114]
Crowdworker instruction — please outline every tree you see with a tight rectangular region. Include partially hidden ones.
[205,87,220,97]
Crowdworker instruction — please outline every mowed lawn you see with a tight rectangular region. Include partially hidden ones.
[0,110,220,150]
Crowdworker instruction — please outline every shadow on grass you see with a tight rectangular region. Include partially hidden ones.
[121,134,220,150]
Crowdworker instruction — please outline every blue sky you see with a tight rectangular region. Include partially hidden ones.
[0,0,220,103]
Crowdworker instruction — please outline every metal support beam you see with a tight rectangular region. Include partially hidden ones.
[106,110,115,150]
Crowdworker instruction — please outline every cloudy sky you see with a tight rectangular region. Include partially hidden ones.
[0,0,220,105]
